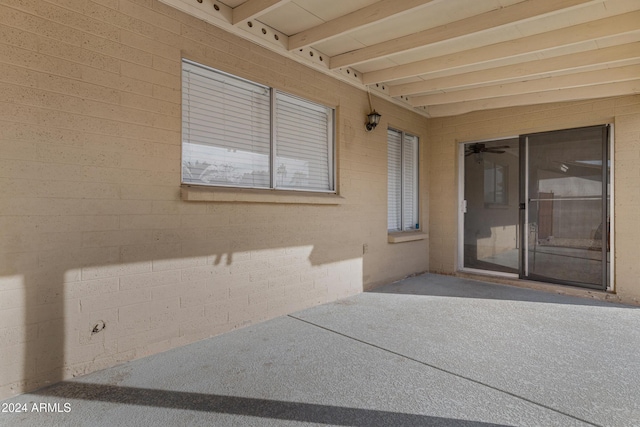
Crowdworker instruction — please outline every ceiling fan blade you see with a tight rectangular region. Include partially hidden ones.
[465,151,474,157]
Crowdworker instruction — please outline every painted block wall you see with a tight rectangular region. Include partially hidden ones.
[0,0,429,398]
[427,95,640,304]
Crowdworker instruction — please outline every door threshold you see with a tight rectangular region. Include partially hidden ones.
[459,268,518,279]
[454,270,625,305]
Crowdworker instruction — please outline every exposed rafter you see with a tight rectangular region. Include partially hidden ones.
[426,80,640,117]
[159,0,640,118]
[363,10,640,85]
[331,0,597,69]
[390,42,640,97]
[287,0,435,51]
[156,0,411,111]
[232,0,291,25]
[411,64,640,107]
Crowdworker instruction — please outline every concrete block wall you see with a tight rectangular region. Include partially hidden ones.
[427,95,640,303]
[0,0,429,398]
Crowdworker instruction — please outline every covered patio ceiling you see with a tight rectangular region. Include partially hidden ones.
[161,0,640,117]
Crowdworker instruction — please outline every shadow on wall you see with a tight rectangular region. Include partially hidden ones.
[4,199,363,397]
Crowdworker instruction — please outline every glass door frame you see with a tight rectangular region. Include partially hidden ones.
[457,136,520,279]
[457,125,615,291]
[519,125,611,291]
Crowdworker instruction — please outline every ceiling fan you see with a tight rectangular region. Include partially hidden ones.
[465,143,510,157]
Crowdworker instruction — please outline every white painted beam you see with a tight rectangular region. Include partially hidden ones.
[157,0,429,117]
[410,64,640,106]
[288,0,435,51]
[159,0,233,25]
[363,10,640,85]
[390,42,640,97]
[232,0,291,25]
[425,80,640,117]
[331,0,597,69]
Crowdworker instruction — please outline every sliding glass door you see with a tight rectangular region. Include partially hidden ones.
[462,125,610,290]
[521,125,609,289]
[463,138,520,274]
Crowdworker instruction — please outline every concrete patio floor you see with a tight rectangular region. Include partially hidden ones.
[1,273,639,427]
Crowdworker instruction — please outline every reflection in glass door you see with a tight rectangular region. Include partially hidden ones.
[461,125,610,289]
[463,139,520,274]
[521,126,609,289]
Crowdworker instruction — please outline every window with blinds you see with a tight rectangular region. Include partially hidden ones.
[387,128,419,232]
[182,59,335,193]
[275,92,333,191]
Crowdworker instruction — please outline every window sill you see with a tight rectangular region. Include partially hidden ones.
[387,231,428,243]
[181,185,345,205]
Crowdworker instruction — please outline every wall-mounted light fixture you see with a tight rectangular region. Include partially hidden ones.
[366,110,381,131]
[365,90,381,132]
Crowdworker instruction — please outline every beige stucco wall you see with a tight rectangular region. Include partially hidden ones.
[428,95,640,304]
[0,0,429,398]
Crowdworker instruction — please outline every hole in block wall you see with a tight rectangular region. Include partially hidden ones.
[91,321,106,335]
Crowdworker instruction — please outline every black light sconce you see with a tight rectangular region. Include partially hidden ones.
[366,110,381,131]
[365,90,381,132]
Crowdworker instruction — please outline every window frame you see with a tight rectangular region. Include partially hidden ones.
[181,59,336,194]
[387,127,420,233]
[483,159,508,207]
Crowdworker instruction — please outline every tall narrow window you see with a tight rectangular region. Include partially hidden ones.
[388,128,419,232]
[483,160,507,205]
[182,59,335,192]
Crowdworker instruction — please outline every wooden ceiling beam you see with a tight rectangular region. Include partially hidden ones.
[363,10,640,85]
[425,80,640,117]
[287,0,435,51]
[410,64,640,106]
[232,0,291,25]
[390,42,640,97]
[331,0,597,69]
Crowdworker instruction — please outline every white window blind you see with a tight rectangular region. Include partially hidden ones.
[182,61,271,188]
[388,128,419,232]
[181,60,335,193]
[387,129,403,231]
[275,92,333,191]
[403,134,419,230]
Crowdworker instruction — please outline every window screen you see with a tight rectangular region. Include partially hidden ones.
[182,61,271,188]
[182,59,335,193]
[388,128,419,232]
[275,92,333,191]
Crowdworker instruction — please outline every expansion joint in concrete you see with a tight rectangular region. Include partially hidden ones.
[287,314,602,427]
